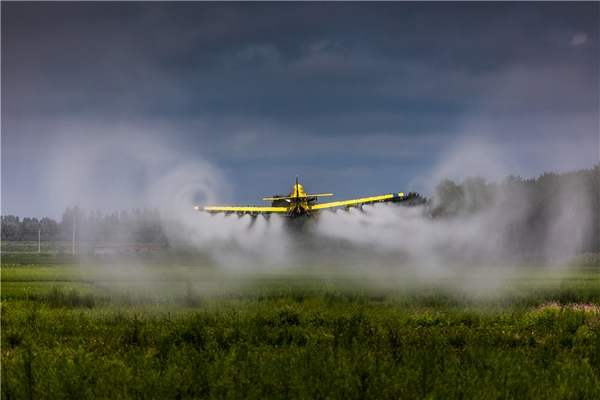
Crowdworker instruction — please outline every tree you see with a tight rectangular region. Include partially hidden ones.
[461,176,495,214]
[430,179,464,218]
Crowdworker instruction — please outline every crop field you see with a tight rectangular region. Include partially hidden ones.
[2,251,599,399]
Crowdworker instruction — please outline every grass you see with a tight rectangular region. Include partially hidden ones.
[1,252,599,399]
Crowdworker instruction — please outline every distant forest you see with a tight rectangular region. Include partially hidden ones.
[429,166,599,255]
[2,165,598,253]
[1,207,169,244]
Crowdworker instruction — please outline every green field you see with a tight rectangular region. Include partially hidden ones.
[2,252,599,399]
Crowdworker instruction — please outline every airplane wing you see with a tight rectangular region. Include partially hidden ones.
[310,192,404,210]
[202,206,289,213]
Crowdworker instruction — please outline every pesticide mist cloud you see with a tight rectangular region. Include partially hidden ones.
[181,213,291,270]
[36,121,291,268]
[42,121,231,219]
[33,120,594,276]
[166,138,594,276]
[316,139,594,277]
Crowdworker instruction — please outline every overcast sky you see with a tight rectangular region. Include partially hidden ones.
[2,2,598,220]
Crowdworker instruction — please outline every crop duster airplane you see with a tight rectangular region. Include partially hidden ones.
[195,177,404,219]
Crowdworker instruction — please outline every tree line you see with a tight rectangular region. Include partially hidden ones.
[430,165,599,254]
[2,165,598,252]
[1,207,169,244]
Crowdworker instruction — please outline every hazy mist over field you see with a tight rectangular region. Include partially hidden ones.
[3,2,597,291]
[31,119,592,282]
[142,136,594,288]
[41,123,231,218]
[9,99,589,293]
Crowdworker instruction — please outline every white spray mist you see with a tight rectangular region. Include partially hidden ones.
[43,124,592,295]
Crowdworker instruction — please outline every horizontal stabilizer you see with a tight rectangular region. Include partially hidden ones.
[263,193,333,201]
[203,206,288,213]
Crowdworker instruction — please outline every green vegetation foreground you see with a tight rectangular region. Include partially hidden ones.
[2,254,600,399]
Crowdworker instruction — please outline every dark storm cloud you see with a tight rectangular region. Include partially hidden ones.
[2,2,598,218]
[6,2,596,119]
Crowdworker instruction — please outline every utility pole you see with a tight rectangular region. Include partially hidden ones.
[38,229,41,253]
[72,214,76,256]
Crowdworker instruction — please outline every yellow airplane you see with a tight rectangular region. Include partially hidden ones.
[194,177,404,218]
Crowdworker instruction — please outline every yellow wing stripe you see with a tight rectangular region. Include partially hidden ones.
[310,193,404,210]
[204,206,289,213]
